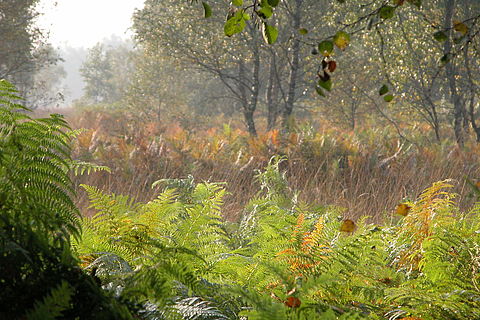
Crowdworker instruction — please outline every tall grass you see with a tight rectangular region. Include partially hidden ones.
[66,106,480,222]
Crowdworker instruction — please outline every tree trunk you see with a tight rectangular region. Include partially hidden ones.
[281,0,303,131]
[237,41,259,136]
[267,52,278,131]
[428,98,441,141]
[443,0,465,146]
[468,96,480,142]
[247,31,260,136]
[464,41,480,142]
[244,109,257,136]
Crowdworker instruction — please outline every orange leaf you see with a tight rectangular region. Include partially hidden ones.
[285,296,301,308]
[270,129,280,146]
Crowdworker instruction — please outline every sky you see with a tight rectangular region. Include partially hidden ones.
[37,0,145,48]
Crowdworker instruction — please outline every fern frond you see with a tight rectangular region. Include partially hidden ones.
[396,180,456,271]
[70,160,111,175]
[0,80,80,240]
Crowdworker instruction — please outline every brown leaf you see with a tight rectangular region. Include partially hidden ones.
[327,60,337,72]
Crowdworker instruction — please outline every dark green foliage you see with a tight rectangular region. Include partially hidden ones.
[25,281,73,320]
[0,80,133,319]
[0,215,132,319]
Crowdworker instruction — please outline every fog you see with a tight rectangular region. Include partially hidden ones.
[36,0,144,106]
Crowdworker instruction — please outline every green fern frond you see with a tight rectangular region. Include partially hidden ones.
[70,160,111,175]
[0,80,80,241]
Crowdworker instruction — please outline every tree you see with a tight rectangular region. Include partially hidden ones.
[263,0,333,130]
[0,0,60,107]
[25,44,67,108]
[195,0,480,142]
[79,39,135,104]
[132,0,341,135]
[124,47,192,122]
[57,46,89,106]
[133,0,265,135]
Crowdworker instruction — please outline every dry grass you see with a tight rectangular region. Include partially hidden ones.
[65,107,480,223]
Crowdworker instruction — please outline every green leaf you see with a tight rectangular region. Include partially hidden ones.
[383,94,394,102]
[379,5,395,19]
[440,54,451,65]
[333,31,350,50]
[202,2,212,18]
[224,12,246,37]
[258,6,273,19]
[268,0,280,6]
[379,84,389,96]
[318,40,334,56]
[232,0,243,6]
[433,31,448,42]
[299,28,308,35]
[315,85,326,97]
[318,79,332,92]
[262,23,278,44]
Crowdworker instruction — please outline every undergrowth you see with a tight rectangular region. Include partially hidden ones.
[68,106,480,221]
[3,80,480,319]
[75,156,480,319]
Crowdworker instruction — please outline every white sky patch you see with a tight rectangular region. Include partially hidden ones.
[37,0,145,48]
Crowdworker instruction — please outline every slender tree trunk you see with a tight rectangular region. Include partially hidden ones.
[433,122,441,142]
[468,97,480,142]
[444,0,465,146]
[244,109,257,136]
[238,60,257,136]
[281,0,303,131]
[247,32,260,136]
[429,99,441,141]
[237,32,260,137]
[267,52,278,131]
[464,42,480,141]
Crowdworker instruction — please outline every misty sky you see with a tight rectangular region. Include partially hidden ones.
[38,0,145,48]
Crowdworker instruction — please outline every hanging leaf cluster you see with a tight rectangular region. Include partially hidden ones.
[314,31,351,97]
[222,0,279,44]
[379,84,394,103]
